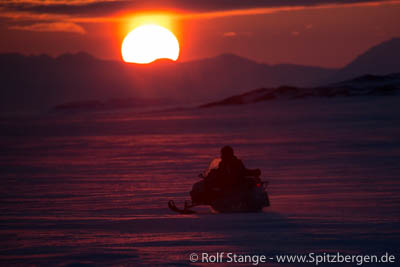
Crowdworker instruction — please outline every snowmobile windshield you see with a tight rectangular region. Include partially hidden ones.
[203,158,221,177]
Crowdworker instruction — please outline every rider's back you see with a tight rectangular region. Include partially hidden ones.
[215,156,246,189]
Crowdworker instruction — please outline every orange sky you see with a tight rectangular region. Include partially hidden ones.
[1,0,400,67]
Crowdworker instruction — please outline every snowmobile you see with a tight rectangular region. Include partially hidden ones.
[168,158,270,214]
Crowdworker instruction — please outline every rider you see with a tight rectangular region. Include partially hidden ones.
[190,146,261,204]
[205,146,261,190]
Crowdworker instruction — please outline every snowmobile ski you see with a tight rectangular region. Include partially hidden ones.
[168,200,196,214]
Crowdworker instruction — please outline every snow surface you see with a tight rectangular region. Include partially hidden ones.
[0,96,399,266]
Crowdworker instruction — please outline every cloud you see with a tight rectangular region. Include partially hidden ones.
[1,0,398,17]
[0,0,399,32]
[10,22,86,34]
[223,32,237,37]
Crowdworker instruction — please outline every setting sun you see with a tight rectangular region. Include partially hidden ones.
[121,24,180,64]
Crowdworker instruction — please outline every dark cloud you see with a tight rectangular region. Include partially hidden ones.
[1,0,393,17]
[10,22,86,34]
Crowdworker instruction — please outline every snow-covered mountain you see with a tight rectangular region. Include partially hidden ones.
[328,38,400,82]
[1,38,400,111]
[200,73,400,108]
[0,52,334,111]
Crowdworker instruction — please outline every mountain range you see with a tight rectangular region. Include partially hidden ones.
[200,73,400,108]
[1,38,399,112]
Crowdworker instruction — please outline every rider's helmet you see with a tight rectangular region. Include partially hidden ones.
[221,146,234,160]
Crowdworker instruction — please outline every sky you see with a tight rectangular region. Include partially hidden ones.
[1,0,400,68]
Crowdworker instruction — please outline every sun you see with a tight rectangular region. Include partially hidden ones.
[121,24,180,64]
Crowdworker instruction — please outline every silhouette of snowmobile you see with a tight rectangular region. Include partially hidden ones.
[168,158,270,214]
